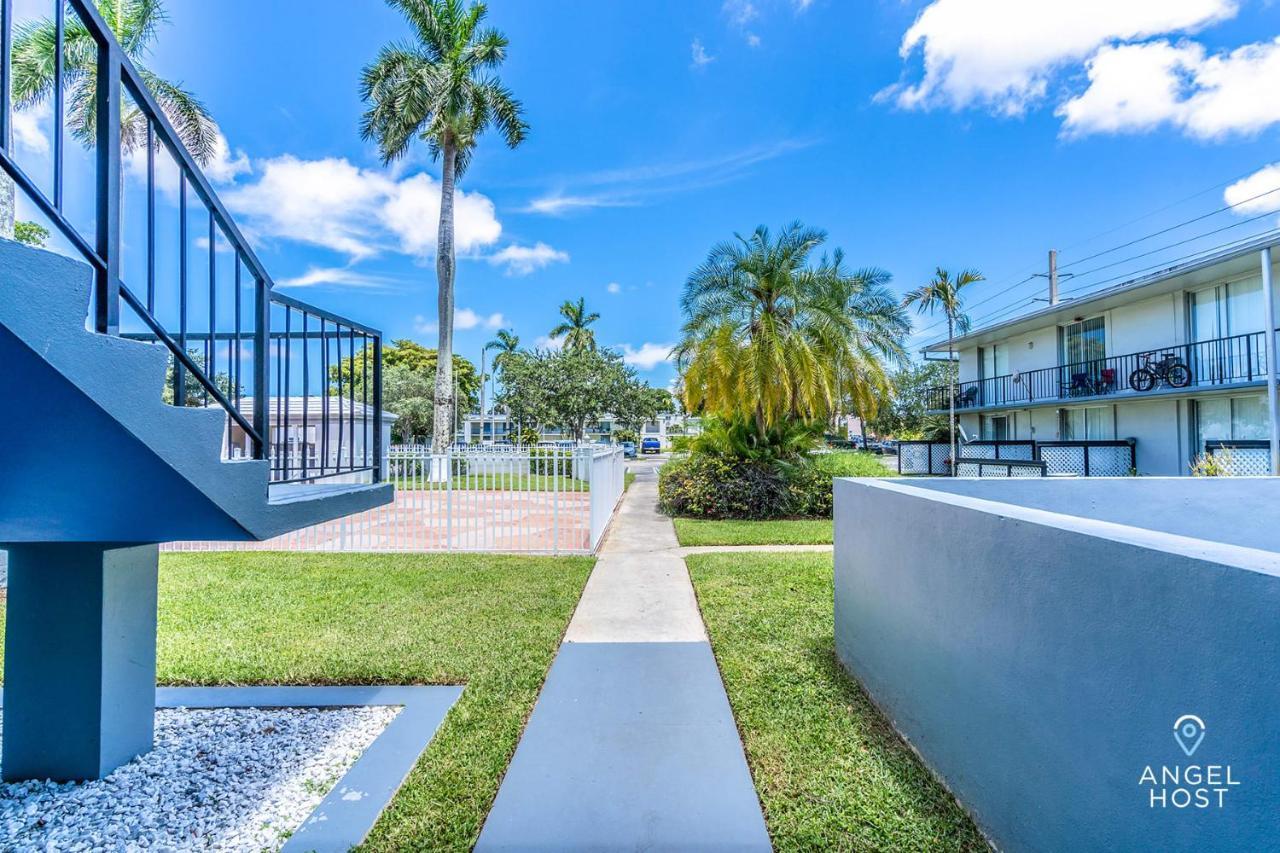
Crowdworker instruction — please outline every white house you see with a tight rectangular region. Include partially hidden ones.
[222,397,398,478]
[458,412,699,446]
[924,234,1280,476]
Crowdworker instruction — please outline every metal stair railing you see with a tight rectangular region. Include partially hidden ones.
[0,0,382,484]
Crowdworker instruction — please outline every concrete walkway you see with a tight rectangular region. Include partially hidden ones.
[476,461,771,851]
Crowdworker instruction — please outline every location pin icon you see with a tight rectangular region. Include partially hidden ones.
[1173,715,1205,756]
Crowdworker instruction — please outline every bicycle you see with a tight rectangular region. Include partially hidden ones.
[1128,351,1191,392]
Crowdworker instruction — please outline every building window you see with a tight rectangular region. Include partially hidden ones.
[1193,394,1268,448]
[1059,406,1114,440]
[1188,276,1263,342]
[1059,316,1105,368]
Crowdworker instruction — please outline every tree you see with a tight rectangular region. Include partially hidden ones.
[14,221,49,248]
[549,297,600,353]
[361,0,528,452]
[5,0,218,239]
[496,346,662,440]
[612,384,673,432]
[867,360,955,438]
[675,222,909,439]
[333,339,481,441]
[902,267,983,465]
[484,328,521,375]
[161,348,237,407]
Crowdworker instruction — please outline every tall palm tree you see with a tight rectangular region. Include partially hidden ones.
[360,0,528,451]
[3,0,218,238]
[550,297,600,353]
[485,328,521,374]
[481,327,519,437]
[902,267,983,467]
[675,222,909,438]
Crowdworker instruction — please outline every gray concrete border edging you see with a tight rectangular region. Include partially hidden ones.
[0,685,462,853]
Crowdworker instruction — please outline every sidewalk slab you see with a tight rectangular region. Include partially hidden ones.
[475,642,770,852]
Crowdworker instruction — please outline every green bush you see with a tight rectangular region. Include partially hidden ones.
[529,447,573,477]
[658,453,793,519]
[659,450,887,520]
[669,434,693,453]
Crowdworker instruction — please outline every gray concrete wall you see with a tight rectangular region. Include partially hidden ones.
[834,477,1280,852]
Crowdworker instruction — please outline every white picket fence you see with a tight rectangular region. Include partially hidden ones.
[166,444,627,555]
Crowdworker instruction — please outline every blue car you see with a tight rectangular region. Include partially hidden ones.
[641,437,661,454]
[621,441,637,459]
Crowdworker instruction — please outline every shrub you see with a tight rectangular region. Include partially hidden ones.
[529,447,573,477]
[659,449,887,520]
[658,453,793,519]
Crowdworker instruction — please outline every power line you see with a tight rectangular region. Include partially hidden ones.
[1059,207,1280,284]
[909,165,1280,348]
[1057,183,1280,272]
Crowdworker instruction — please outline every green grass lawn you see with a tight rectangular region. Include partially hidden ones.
[624,470,637,490]
[393,474,588,492]
[817,450,893,477]
[0,551,592,851]
[674,518,833,546]
[687,552,984,852]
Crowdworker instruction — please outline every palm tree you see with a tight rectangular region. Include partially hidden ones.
[675,222,909,438]
[3,0,218,238]
[902,267,984,468]
[360,0,528,451]
[485,328,521,374]
[481,328,519,439]
[550,297,600,353]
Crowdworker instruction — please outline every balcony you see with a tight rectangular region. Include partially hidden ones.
[925,329,1276,413]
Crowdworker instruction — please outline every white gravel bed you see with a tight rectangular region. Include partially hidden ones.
[0,704,400,851]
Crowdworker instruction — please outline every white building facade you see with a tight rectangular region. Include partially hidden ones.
[924,236,1280,476]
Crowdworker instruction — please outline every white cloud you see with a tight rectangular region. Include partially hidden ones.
[1058,37,1280,139]
[723,0,759,27]
[454,308,507,330]
[524,139,812,216]
[277,266,398,289]
[620,342,674,370]
[12,102,50,156]
[487,242,570,276]
[691,38,715,67]
[1224,163,1280,215]
[415,308,507,333]
[746,33,762,48]
[884,0,1238,115]
[606,282,622,295]
[223,155,502,261]
[521,193,634,215]
[534,334,565,351]
[203,130,252,183]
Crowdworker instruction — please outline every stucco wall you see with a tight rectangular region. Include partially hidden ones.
[1109,292,1182,354]
[834,477,1280,852]
[1114,397,1184,475]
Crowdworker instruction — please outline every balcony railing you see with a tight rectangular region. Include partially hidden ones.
[0,0,382,484]
[926,329,1274,413]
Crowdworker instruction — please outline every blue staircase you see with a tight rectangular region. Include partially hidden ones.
[0,0,393,781]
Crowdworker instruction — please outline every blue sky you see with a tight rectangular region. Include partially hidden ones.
[11,0,1280,389]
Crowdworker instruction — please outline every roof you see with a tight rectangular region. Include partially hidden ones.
[923,230,1280,353]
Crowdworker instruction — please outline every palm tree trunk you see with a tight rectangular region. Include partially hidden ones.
[948,315,957,473]
[432,138,457,452]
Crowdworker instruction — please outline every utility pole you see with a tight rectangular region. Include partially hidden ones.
[1049,249,1059,306]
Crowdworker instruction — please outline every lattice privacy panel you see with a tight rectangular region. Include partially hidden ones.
[1216,447,1271,476]
[1039,446,1087,476]
[1082,445,1133,476]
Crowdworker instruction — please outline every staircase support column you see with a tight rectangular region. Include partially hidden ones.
[2,543,159,782]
